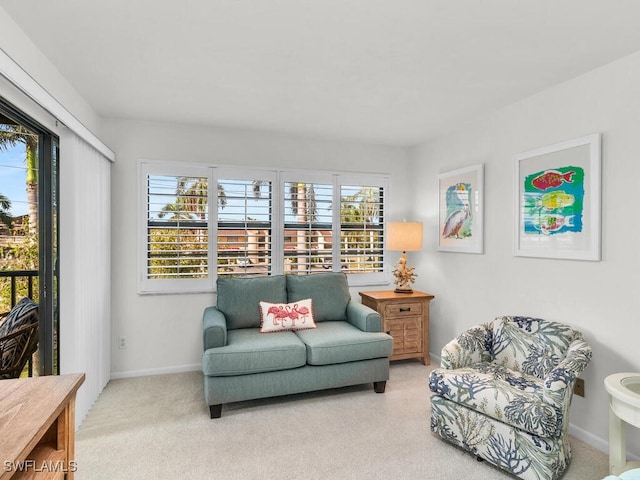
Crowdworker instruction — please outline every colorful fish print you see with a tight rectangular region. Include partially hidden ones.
[532,214,574,234]
[538,190,575,210]
[523,166,584,235]
[531,170,576,191]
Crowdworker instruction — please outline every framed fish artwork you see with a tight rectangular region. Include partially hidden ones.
[514,134,601,261]
[438,164,484,254]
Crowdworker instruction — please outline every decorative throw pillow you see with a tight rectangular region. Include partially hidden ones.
[259,298,316,333]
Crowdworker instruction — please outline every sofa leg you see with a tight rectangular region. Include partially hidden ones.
[373,381,386,393]
[209,404,222,419]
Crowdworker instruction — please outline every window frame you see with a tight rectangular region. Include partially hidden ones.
[215,167,279,279]
[138,161,215,294]
[138,161,389,294]
[338,174,387,285]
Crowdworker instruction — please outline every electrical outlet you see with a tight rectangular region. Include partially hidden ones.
[574,378,585,397]
[118,336,127,349]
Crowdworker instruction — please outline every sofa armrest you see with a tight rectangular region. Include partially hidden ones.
[543,336,592,405]
[440,322,493,369]
[203,306,228,350]
[346,302,382,332]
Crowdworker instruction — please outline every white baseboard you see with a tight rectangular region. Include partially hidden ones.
[568,422,609,454]
[570,422,640,462]
[110,363,201,380]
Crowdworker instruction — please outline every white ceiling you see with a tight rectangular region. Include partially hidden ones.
[3,0,640,146]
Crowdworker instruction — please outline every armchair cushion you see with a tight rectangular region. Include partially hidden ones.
[440,322,493,369]
[491,316,580,379]
[429,362,561,437]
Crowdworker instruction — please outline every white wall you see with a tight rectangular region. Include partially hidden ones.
[0,6,102,137]
[102,118,411,378]
[410,50,640,455]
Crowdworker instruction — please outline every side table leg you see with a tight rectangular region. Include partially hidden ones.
[609,406,626,475]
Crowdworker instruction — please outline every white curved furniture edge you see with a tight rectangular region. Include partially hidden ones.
[605,372,640,475]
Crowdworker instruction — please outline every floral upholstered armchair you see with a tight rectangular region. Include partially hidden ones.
[429,316,592,480]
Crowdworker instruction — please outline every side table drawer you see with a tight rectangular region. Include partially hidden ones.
[385,302,423,318]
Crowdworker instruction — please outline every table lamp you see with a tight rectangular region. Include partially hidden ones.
[387,221,423,293]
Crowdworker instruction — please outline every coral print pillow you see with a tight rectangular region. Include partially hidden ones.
[259,298,316,333]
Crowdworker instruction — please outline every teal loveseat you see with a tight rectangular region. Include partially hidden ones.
[202,273,393,418]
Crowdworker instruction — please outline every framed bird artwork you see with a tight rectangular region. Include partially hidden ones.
[437,164,484,254]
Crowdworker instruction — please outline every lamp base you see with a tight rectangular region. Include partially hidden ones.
[394,286,414,294]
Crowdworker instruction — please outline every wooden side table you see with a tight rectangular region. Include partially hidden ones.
[0,373,85,480]
[359,290,434,364]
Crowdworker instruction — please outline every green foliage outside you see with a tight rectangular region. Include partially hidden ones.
[147,227,208,278]
[0,230,39,313]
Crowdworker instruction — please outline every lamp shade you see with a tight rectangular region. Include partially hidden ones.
[387,222,423,252]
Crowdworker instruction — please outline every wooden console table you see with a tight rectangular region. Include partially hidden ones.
[0,373,85,480]
[360,290,434,364]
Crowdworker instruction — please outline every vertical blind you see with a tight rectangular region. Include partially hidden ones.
[59,129,111,427]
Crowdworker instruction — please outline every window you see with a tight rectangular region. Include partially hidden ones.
[139,163,213,293]
[138,162,388,293]
[283,176,333,274]
[339,182,384,275]
[217,171,275,278]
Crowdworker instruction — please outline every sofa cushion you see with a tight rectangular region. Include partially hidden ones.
[491,316,578,379]
[216,275,287,330]
[294,321,393,365]
[202,328,306,376]
[429,362,561,437]
[259,299,316,333]
[286,273,350,322]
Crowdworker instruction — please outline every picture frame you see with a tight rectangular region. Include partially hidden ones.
[514,133,601,261]
[437,164,484,254]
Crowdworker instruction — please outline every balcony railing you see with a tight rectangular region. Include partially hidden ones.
[0,269,38,308]
[0,269,39,378]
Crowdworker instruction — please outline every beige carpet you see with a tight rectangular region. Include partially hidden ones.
[75,361,608,480]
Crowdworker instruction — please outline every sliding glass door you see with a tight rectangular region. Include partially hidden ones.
[0,98,59,376]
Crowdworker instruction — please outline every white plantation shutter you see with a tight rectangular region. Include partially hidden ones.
[217,174,274,278]
[340,183,385,274]
[146,175,209,278]
[139,163,388,292]
[283,179,333,274]
[139,163,213,293]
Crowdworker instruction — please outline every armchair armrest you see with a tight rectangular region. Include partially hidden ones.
[440,322,493,369]
[346,302,382,332]
[544,336,592,404]
[203,306,228,350]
